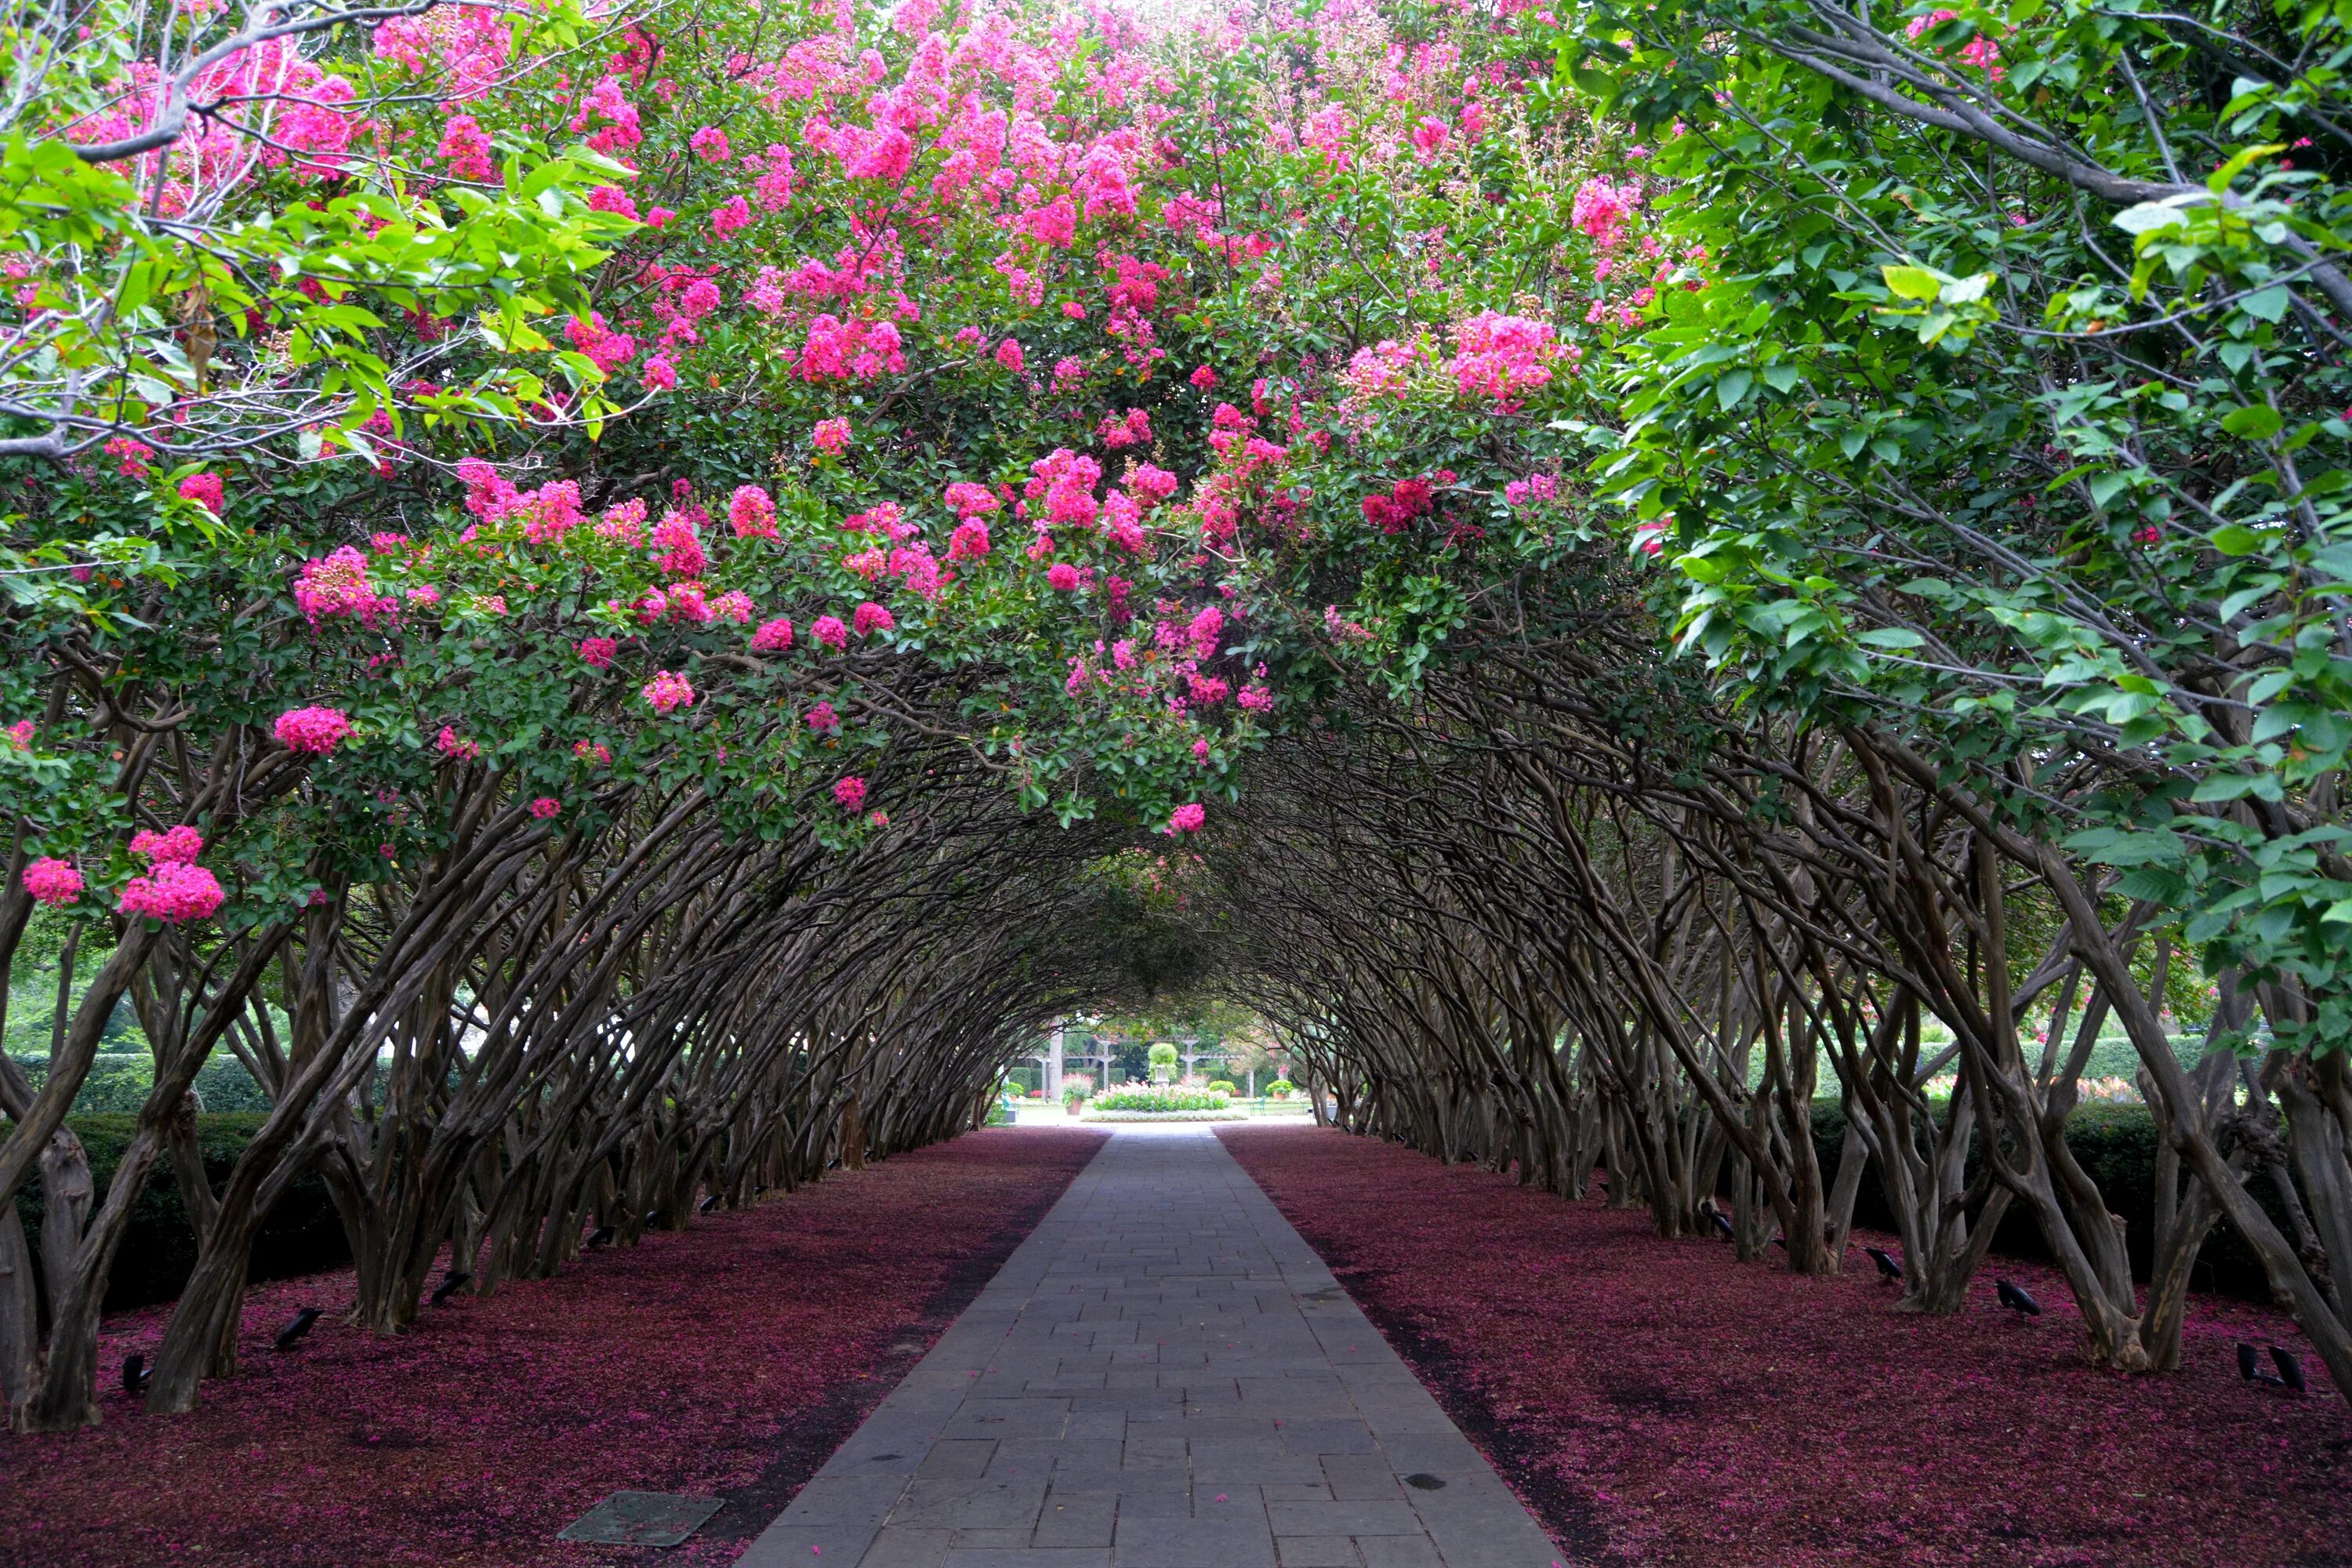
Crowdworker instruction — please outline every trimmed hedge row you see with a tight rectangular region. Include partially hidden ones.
[6,1114,348,1312]
[1808,1102,2288,1304]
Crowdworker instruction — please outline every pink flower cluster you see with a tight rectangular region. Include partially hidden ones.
[1572,176,1637,248]
[294,546,395,626]
[275,706,352,754]
[437,726,482,762]
[1504,473,1562,507]
[812,418,852,454]
[807,701,840,732]
[731,485,779,539]
[752,616,795,652]
[528,797,561,819]
[641,670,695,713]
[1167,803,1206,833]
[118,861,225,924]
[833,775,868,811]
[129,825,204,864]
[177,472,226,512]
[22,857,83,907]
[579,637,620,668]
[852,601,895,636]
[1448,313,1559,402]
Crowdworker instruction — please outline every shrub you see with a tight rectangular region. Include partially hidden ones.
[1266,1079,1295,1098]
[1207,1080,1236,1094]
[1061,1080,1093,1102]
[7,1113,347,1310]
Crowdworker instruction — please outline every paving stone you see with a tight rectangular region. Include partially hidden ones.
[739,1128,1566,1568]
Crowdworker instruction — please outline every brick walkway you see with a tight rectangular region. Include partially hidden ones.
[739,1125,1563,1568]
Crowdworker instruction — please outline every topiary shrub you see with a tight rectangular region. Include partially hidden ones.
[1266,1078,1295,1098]
[1207,1080,1236,1094]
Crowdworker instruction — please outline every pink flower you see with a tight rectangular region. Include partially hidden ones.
[812,615,848,650]
[646,205,674,229]
[710,194,752,239]
[118,861,225,924]
[833,775,867,811]
[573,739,612,764]
[528,797,561,819]
[23,858,83,907]
[1189,365,1218,391]
[867,810,889,827]
[1167,803,1205,833]
[436,725,482,762]
[806,701,840,732]
[752,616,795,652]
[4,720,32,750]
[812,418,851,454]
[1571,177,1635,248]
[949,519,992,560]
[712,590,755,623]
[1411,117,1450,161]
[579,637,619,668]
[176,472,225,512]
[731,485,779,539]
[945,481,1000,517]
[641,670,695,713]
[689,125,731,162]
[1187,604,1225,659]
[852,601,895,636]
[1046,562,1081,591]
[129,825,204,863]
[587,183,639,220]
[294,546,393,626]
[105,437,155,477]
[274,706,351,754]
[995,338,1025,374]
[642,355,677,391]
[1449,312,1560,402]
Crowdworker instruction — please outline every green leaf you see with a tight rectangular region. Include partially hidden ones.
[1881,265,1943,301]
[2221,405,2284,440]
[1716,368,1753,411]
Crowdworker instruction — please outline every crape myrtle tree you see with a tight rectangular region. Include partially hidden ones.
[7,0,2352,1430]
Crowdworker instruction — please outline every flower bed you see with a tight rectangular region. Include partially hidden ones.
[4,1127,1105,1568]
[1082,1108,1247,1122]
[1220,1124,2350,1568]
[1090,1085,1229,1112]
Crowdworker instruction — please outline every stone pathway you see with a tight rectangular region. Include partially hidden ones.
[739,1125,1564,1568]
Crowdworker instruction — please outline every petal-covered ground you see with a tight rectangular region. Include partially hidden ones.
[4,1127,1105,1568]
[1220,1123,2352,1568]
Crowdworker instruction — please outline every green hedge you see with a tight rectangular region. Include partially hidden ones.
[6,1052,274,1114]
[1807,1101,2287,1303]
[6,1113,348,1312]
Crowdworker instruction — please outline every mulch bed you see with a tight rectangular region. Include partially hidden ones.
[3,1127,1105,1568]
[1220,1123,2352,1568]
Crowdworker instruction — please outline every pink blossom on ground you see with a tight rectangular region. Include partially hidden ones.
[752,616,795,652]
[731,485,779,539]
[10,1133,1104,1568]
[22,858,83,907]
[176,471,225,511]
[812,615,848,650]
[641,670,695,713]
[579,637,619,668]
[852,601,895,636]
[117,861,225,924]
[1222,1127,2352,1568]
[274,706,351,754]
[833,775,867,811]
